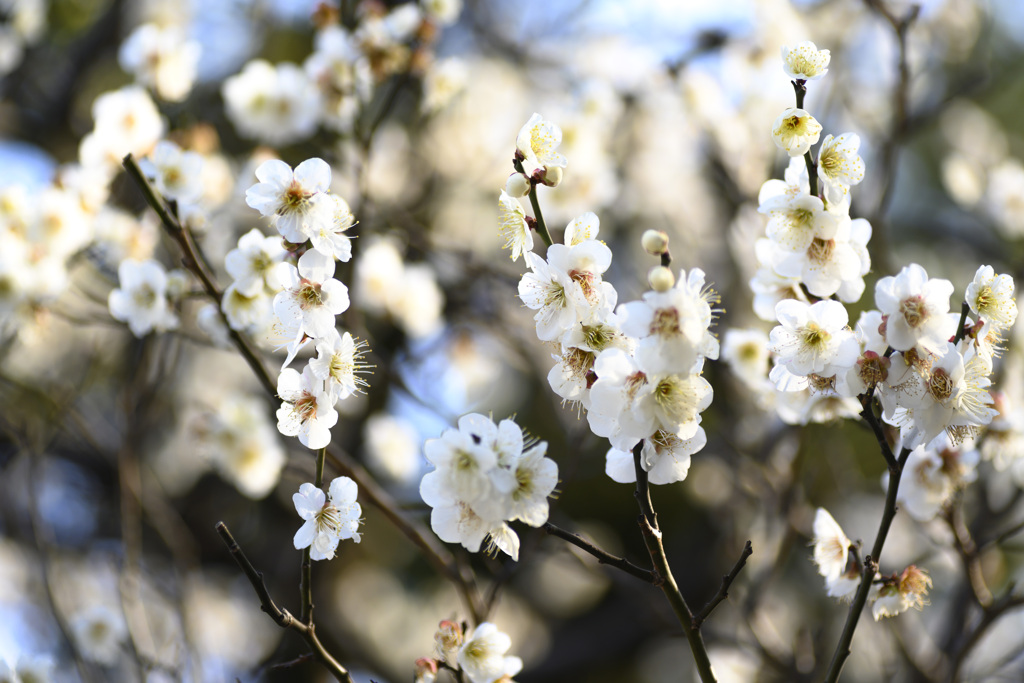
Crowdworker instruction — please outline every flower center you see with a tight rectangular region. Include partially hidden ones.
[294,392,319,421]
[928,368,953,402]
[802,321,831,349]
[133,284,157,308]
[900,296,928,328]
[807,237,835,263]
[299,280,324,308]
[650,307,681,337]
[282,180,312,212]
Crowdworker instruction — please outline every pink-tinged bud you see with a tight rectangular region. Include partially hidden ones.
[505,172,530,198]
[433,619,463,666]
[414,657,439,683]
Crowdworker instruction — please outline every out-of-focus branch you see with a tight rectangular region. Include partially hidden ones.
[631,443,718,683]
[542,521,656,583]
[945,588,1024,683]
[863,0,921,276]
[945,500,993,608]
[215,522,353,683]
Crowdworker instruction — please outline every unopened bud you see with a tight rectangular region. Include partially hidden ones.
[641,230,669,255]
[505,172,530,198]
[414,657,438,683]
[648,265,675,292]
[433,619,462,667]
[166,269,190,300]
[540,165,563,188]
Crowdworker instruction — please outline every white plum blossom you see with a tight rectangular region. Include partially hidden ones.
[772,108,822,157]
[722,328,771,391]
[811,508,851,583]
[768,299,858,382]
[139,140,204,203]
[308,193,356,261]
[245,158,334,244]
[966,265,1017,330]
[762,192,835,254]
[420,414,556,561]
[782,41,831,80]
[498,189,532,261]
[309,330,370,402]
[516,112,568,178]
[276,364,339,449]
[875,264,957,354]
[118,22,200,102]
[293,476,362,561]
[816,133,866,206]
[884,341,997,448]
[108,258,179,337]
[457,622,523,683]
[70,604,127,666]
[893,435,978,522]
[605,428,706,485]
[222,60,321,146]
[518,251,588,342]
[871,566,931,621]
[273,249,350,342]
[224,228,288,297]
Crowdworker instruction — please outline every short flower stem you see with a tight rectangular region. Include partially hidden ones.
[513,158,553,247]
[823,445,912,683]
[632,444,717,683]
[791,80,819,199]
[301,446,328,624]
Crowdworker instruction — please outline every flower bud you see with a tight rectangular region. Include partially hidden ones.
[648,265,675,292]
[505,172,530,198]
[641,229,669,255]
[166,269,190,300]
[540,165,563,188]
[433,619,462,667]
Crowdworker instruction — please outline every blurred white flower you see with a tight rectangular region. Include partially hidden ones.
[70,604,127,665]
[139,140,204,203]
[118,22,200,102]
[223,60,321,146]
[108,258,179,337]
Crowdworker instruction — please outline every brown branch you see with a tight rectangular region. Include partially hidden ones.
[543,522,656,583]
[693,540,753,629]
[823,446,912,683]
[215,522,353,683]
[945,500,993,608]
[631,443,717,683]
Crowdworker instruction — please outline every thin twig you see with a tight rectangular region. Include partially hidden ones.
[862,0,921,276]
[792,79,819,199]
[513,157,553,247]
[215,522,354,683]
[944,500,993,608]
[859,392,898,470]
[631,443,717,683]
[693,540,754,629]
[543,522,656,583]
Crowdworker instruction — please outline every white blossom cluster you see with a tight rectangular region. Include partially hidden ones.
[501,113,718,486]
[243,157,368,450]
[417,619,523,683]
[722,42,1018,452]
[419,413,557,561]
[222,0,464,144]
[744,42,1021,618]
[118,21,200,103]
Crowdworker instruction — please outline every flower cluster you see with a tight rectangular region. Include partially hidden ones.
[292,476,362,561]
[501,114,719,486]
[417,619,523,683]
[222,1,463,144]
[243,157,369,450]
[419,413,557,561]
[811,508,932,620]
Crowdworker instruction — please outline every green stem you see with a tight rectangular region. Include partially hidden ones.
[513,158,553,247]
[791,80,819,199]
